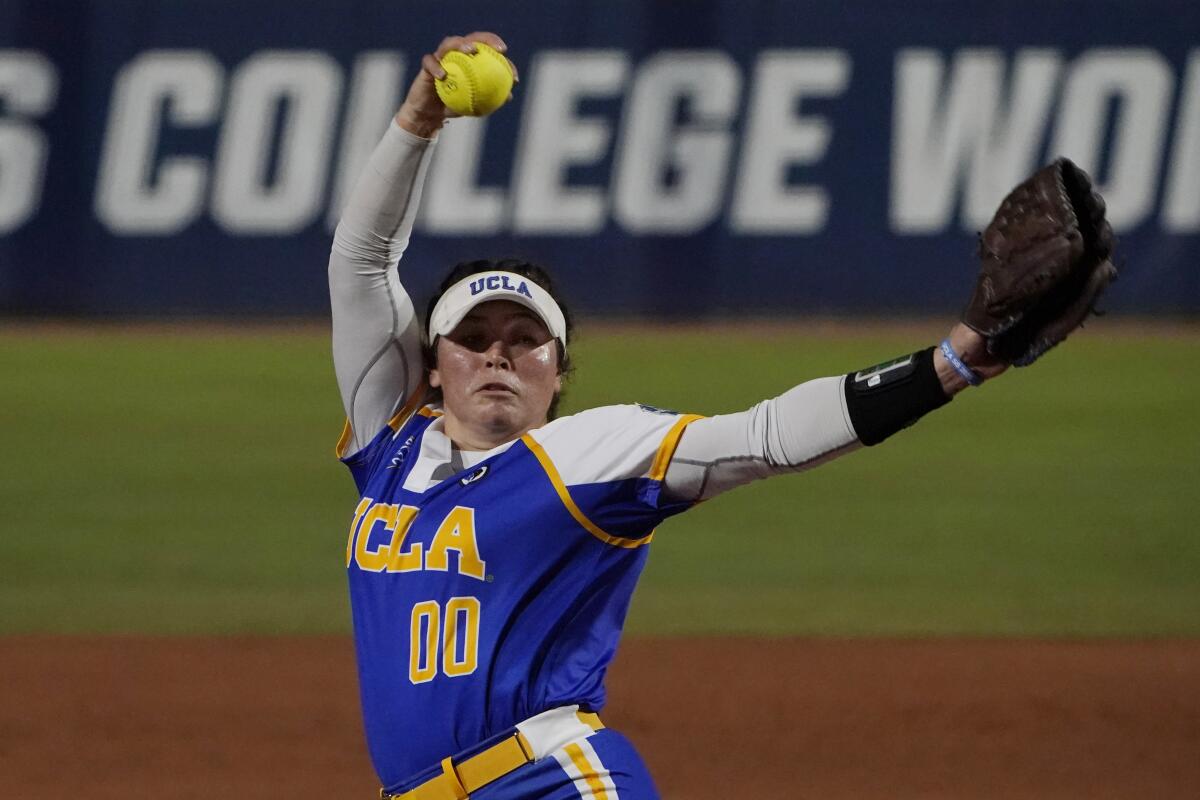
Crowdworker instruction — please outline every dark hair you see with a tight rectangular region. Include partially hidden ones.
[422,258,575,419]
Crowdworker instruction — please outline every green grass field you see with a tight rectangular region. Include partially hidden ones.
[2,322,1197,636]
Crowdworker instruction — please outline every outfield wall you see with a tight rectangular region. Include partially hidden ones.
[1,0,1198,316]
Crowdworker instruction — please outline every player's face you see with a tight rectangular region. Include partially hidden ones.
[431,300,562,449]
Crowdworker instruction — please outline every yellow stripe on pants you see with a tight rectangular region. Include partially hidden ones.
[563,742,609,799]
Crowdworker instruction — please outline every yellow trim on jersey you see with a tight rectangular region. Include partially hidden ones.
[334,383,431,459]
[521,434,653,549]
[417,406,444,418]
[388,383,431,431]
[648,413,705,482]
[335,418,354,459]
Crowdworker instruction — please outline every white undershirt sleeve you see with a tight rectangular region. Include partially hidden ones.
[662,375,862,503]
[329,121,437,454]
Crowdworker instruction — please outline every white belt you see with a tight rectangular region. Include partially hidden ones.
[516,704,604,759]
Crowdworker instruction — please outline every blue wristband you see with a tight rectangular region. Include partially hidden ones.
[939,339,983,387]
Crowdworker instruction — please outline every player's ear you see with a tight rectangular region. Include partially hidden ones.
[429,368,443,389]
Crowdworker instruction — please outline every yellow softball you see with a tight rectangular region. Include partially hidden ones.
[435,43,515,117]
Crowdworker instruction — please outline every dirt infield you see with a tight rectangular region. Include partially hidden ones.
[2,637,1197,799]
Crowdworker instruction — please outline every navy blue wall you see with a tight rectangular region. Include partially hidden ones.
[1,1,1197,316]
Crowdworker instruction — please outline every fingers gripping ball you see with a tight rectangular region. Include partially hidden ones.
[436,43,515,117]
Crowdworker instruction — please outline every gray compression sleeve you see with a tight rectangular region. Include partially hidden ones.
[662,375,861,503]
[329,121,436,454]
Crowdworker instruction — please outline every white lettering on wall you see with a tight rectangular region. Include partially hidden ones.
[422,118,506,234]
[212,51,341,234]
[95,51,221,235]
[327,51,405,229]
[57,44,1200,242]
[731,50,850,234]
[0,51,58,234]
[1050,49,1173,230]
[613,51,740,234]
[890,48,1062,233]
[512,50,629,234]
[1163,50,1200,233]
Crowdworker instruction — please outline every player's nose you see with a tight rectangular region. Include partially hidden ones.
[482,339,512,369]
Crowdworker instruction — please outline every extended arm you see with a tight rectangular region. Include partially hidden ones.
[663,324,1006,502]
[663,158,1116,502]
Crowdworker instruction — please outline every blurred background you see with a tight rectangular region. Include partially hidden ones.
[3,0,1197,633]
[2,1,1198,797]
[3,0,1198,318]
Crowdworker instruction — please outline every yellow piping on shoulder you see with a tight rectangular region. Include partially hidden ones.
[648,414,705,482]
[334,418,355,459]
[388,383,432,430]
[521,434,651,549]
[335,383,431,459]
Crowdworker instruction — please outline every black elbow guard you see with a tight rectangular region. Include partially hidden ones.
[843,346,951,446]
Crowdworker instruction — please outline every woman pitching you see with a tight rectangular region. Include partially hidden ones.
[328,31,1111,800]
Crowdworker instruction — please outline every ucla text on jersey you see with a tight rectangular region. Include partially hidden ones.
[338,400,702,792]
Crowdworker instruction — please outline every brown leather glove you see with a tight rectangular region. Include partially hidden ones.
[962,158,1117,365]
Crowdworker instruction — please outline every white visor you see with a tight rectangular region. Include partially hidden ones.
[428,271,568,346]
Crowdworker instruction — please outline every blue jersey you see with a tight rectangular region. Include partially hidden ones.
[340,398,702,791]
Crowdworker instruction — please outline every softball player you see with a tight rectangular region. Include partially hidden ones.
[329,32,1009,800]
